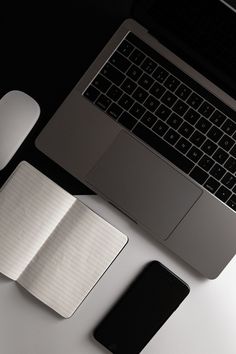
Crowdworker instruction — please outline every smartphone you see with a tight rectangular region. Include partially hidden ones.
[93,261,190,354]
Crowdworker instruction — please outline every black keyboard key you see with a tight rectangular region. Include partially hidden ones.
[187,92,203,109]
[107,103,123,119]
[172,99,188,116]
[138,73,154,90]
[164,75,180,92]
[207,126,223,142]
[129,102,146,119]
[210,110,226,127]
[218,135,234,151]
[118,93,134,110]
[187,146,203,162]
[155,104,171,121]
[221,172,236,189]
[190,130,205,147]
[133,123,194,174]
[144,95,160,112]
[212,148,229,164]
[215,186,232,202]
[210,164,226,180]
[153,120,169,136]
[95,94,112,110]
[198,155,214,172]
[141,111,157,128]
[195,117,212,134]
[161,91,177,108]
[184,108,200,125]
[167,113,183,129]
[92,74,111,92]
[132,87,148,103]
[152,66,169,83]
[149,82,166,99]
[227,194,236,211]
[109,52,131,72]
[126,64,143,81]
[175,84,192,100]
[230,144,236,158]
[204,177,220,193]
[129,48,145,65]
[118,112,137,130]
[141,57,157,74]
[117,40,134,57]
[84,85,100,102]
[101,63,125,86]
[198,101,214,118]
[224,156,236,173]
[107,85,123,101]
[121,78,137,95]
[176,137,192,154]
[202,139,217,155]
[178,122,194,138]
[164,128,180,145]
[190,166,208,184]
[221,119,236,136]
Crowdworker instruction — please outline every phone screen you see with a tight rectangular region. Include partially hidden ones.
[93,261,189,354]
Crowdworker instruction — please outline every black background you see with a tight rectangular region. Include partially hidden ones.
[0,2,133,194]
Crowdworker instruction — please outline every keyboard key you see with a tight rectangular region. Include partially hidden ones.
[190,166,208,184]
[127,64,143,81]
[95,94,112,110]
[212,148,229,164]
[152,66,169,83]
[187,92,203,109]
[230,144,236,158]
[164,75,180,92]
[195,117,212,134]
[198,155,214,171]
[190,130,205,147]
[215,186,232,202]
[138,73,154,90]
[107,85,123,101]
[178,122,194,138]
[118,112,137,130]
[164,128,180,145]
[175,84,192,100]
[129,102,146,119]
[153,120,169,136]
[176,137,192,154]
[149,82,166,99]
[118,93,134,110]
[101,63,125,86]
[141,111,157,128]
[187,146,203,162]
[198,101,214,118]
[92,74,111,92]
[133,123,194,174]
[161,91,177,108]
[204,177,220,193]
[144,95,160,112]
[210,110,226,127]
[202,139,217,155]
[184,108,200,125]
[84,85,100,102]
[132,87,148,103]
[221,119,236,136]
[107,103,123,119]
[227,194,236,211]
[109,52,131,72]
[224,156,236,173]
[141,57,157,74]
[121,78,137,95]
[155,104,171,121]
[210,164,226,180]
[129,48,145,65]
[117,40,134,57]
[167,113,183,129]
[207,126,223,142]
[221,172,236,189]
[172,99,188,116]
[218,135,234,151]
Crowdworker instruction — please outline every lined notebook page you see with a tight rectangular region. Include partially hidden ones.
[18,200,128,318]
[0,162,75,280]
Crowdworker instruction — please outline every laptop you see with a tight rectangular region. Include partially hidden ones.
[36,0,236,279]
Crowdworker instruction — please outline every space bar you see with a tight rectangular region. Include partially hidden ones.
[133,123,194,174]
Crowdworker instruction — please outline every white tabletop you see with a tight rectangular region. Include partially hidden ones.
[0,194,236,354]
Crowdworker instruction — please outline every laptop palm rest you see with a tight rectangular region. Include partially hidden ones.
[86,131,202,240]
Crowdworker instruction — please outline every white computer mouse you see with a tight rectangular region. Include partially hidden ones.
[0,90,40,170]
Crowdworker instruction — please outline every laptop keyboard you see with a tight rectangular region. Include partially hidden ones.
[83,32,236,212]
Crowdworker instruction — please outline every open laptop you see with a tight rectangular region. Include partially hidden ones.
[36,0,236,279]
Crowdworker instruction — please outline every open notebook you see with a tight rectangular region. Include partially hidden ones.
[0,162,128,318]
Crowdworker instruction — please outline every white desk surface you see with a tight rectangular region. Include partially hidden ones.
[0,194,236,354]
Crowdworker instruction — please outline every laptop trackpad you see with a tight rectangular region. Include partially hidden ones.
[86,131,202,240]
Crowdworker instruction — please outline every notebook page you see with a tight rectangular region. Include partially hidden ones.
[0,162,75,280]
[18,200,128,318]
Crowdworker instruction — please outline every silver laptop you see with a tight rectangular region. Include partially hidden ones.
[36,0,236,279]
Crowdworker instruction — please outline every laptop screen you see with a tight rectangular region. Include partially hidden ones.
[133,0,236,100]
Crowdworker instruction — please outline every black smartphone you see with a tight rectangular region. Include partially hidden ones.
[93,261,190,354]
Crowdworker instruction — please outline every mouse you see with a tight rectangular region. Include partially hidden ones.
[0,90,40,170]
